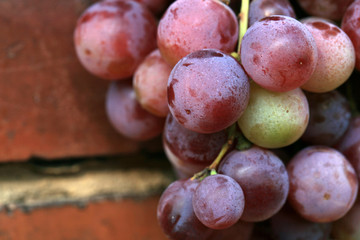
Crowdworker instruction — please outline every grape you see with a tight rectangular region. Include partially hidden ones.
[168,49,250,134]
[249,0,296,26]
[240,15,318,92]
[157,179,213,240]
[163,114,228,179]
[237,82,309,149]
[157,0,238,66]
[335,116,360,182]
[192,174,245,230]
[270,205,332,240]
[218,146,289,222]
[342,0,360,71]
[133,49,172,117]
[287,146,359,222]
[301,90,351,146]
[297,0,354,21]
[74,1,157,80]
[332,198,360,239]
[105,81,165,141]
[300,18,355,93]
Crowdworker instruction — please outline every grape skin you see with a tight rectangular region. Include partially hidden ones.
[157,179,213,240]
[218,147,289,222]
[249,0,296,26]
[237,82,309,149]
[168,49,250,134]
[287,146,359,223]
[133,49,172,117]
[241,15,318,92]
[74,1,157,80]
[105,82,165,141]
[297,0,354,21]
[157,178,253,239]
[192,174,245,230]
[301,90,351,146]
[335,116,360,182]
[301,18,355,93]
[157,0,238,66]
[342,0,360,71]
[163,114,228,178]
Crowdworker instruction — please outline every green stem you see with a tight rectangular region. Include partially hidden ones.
[191,124,237,181]
[237,0,250,54]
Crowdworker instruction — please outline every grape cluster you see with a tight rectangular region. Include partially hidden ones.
[74,0,360,239]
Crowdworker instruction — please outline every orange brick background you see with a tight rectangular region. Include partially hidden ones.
[0,0,147,162]
[0,197,168,240]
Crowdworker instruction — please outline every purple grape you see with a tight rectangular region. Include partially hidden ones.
[218,146,289,222]
[192,174,245,230]
[163,114,228,178]
[105,82,165,141]
[297,0,354,21]
[249,0,296,26]
[335,116,360,182]
[301,90,351,146]
[287,146,358,222]
[167,49,250,134]
[157,179,213,240]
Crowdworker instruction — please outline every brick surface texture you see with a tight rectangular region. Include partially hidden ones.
[0,0,143,162]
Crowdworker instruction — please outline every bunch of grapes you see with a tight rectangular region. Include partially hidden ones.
[74,0,360,238]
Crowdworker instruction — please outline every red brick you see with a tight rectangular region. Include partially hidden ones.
[0,0,152,161]
[0,197,168,240]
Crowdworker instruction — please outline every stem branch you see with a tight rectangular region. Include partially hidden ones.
[237,0,250,54]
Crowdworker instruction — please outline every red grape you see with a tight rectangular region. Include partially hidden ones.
[241,15,318,92]
[157,0,238,66]
[301,18,355,93]
[74,1,157,80]
[133,49,172,117]
[168,49,250,134]
[342,0,360,71]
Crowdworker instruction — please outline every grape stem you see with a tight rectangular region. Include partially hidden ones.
[237,0,250,54]
[191,123,252,181]
[208,124,236,169]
